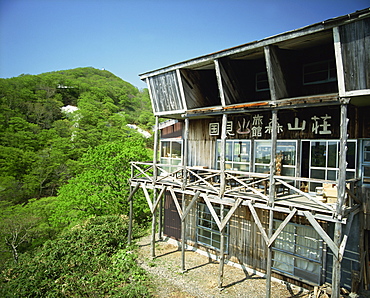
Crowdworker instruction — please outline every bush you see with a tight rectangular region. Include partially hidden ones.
[0,215,152,297]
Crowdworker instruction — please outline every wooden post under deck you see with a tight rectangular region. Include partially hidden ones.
[218,113,228,288]
[332,101,349,298]
[181,117,189,272]
[266,109,277,298]
[151,116,159,258]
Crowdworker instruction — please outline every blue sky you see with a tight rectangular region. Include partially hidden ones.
[0,0,369,89]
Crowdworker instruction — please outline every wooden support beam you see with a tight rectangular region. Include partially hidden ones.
[333,26,346,97]
[219,204,226,289]
[266,109,277,298]
[219,114,227,197]
[264,45,288,100]
[181,117,189,272]
[268,208,297,247]
[332,103,349,298]
[214,59,227,107]
[303,211,339,258]
[248,202,269,245]
[181,191,200,221]
[127,183,140,245]
[142,184,153,212]
[151,116,160,259]
[127,182,141,202]
[203,195,222,231]
[152,186,166,213]
[169,187,183,218]
[220,198,243,231]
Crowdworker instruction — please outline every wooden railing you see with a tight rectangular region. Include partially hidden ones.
[130,162,360,210]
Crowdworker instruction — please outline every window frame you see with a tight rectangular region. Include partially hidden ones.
[196,202,229,252]
[160,138,183,173]
[272,219,324,285]
[216,139,251,172]
[305,140,357,192]
[253,140,297,176]
[302,59,337,86]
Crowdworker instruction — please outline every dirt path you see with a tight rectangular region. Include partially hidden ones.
[136,235,307,298]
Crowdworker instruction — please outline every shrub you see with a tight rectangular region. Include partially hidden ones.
[0,215,152,297]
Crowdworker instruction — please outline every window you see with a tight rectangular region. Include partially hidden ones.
[160,139,182,173]
[197,203,229,251]
[272,220,323,284]
[254,140,297,176]
[216,140,251,171]
[303,60,337,85]
[256,72,270,92]
[362,140,370,184]
[306,140,357,191]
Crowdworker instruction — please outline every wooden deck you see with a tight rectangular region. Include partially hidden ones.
[130,162,360,223]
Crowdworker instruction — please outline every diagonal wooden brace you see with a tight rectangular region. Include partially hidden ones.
[248,201,269,245]
[268,208,297,247]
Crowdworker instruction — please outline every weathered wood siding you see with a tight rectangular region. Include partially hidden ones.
[228,206,268,272]
[148,71,184,114]
[188,118,218,168]
[340,18,370,91]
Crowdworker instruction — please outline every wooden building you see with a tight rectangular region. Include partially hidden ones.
[129,8,370,298]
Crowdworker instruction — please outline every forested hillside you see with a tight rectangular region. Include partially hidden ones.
[0,67,154,204]
[0,68,156,296]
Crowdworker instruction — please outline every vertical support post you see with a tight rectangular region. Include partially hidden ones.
[332,101,349,298]
[181,117,189,272]
[151,116,159,258]
[220,113,228,197]
[218,113,228,288]
[218,204,225,288]
[128,164,134,245]
[266,109,277,298]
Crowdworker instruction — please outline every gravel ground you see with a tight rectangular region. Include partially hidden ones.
[136,235,308,298]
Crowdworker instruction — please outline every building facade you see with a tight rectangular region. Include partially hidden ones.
[129,9,370,297]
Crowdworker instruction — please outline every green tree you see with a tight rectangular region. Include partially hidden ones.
[51,138,151,226]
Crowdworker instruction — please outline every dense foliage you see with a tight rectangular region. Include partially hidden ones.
[0,67,154,204]
[1,215,152,297]
[0,68,155,293]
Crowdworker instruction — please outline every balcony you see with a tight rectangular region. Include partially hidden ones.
[130,162,360,223]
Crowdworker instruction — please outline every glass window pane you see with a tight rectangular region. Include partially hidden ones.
[311,169,325,180]
[277,141,296,166]
[240,141,250,162]
[311,142,326,167]
[327,170,337,181]
[162,141,170,157]
[255,141,271,164]
[346,142,356,169]
[327,142,337,168]
[172,142,182,158]
[225,142,233,162]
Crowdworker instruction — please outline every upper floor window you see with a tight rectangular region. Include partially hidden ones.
[216,140,251,171]
[256,72,270,92]
[254,140,297,176]
[160,139,182,173]
[303,60,337,85]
